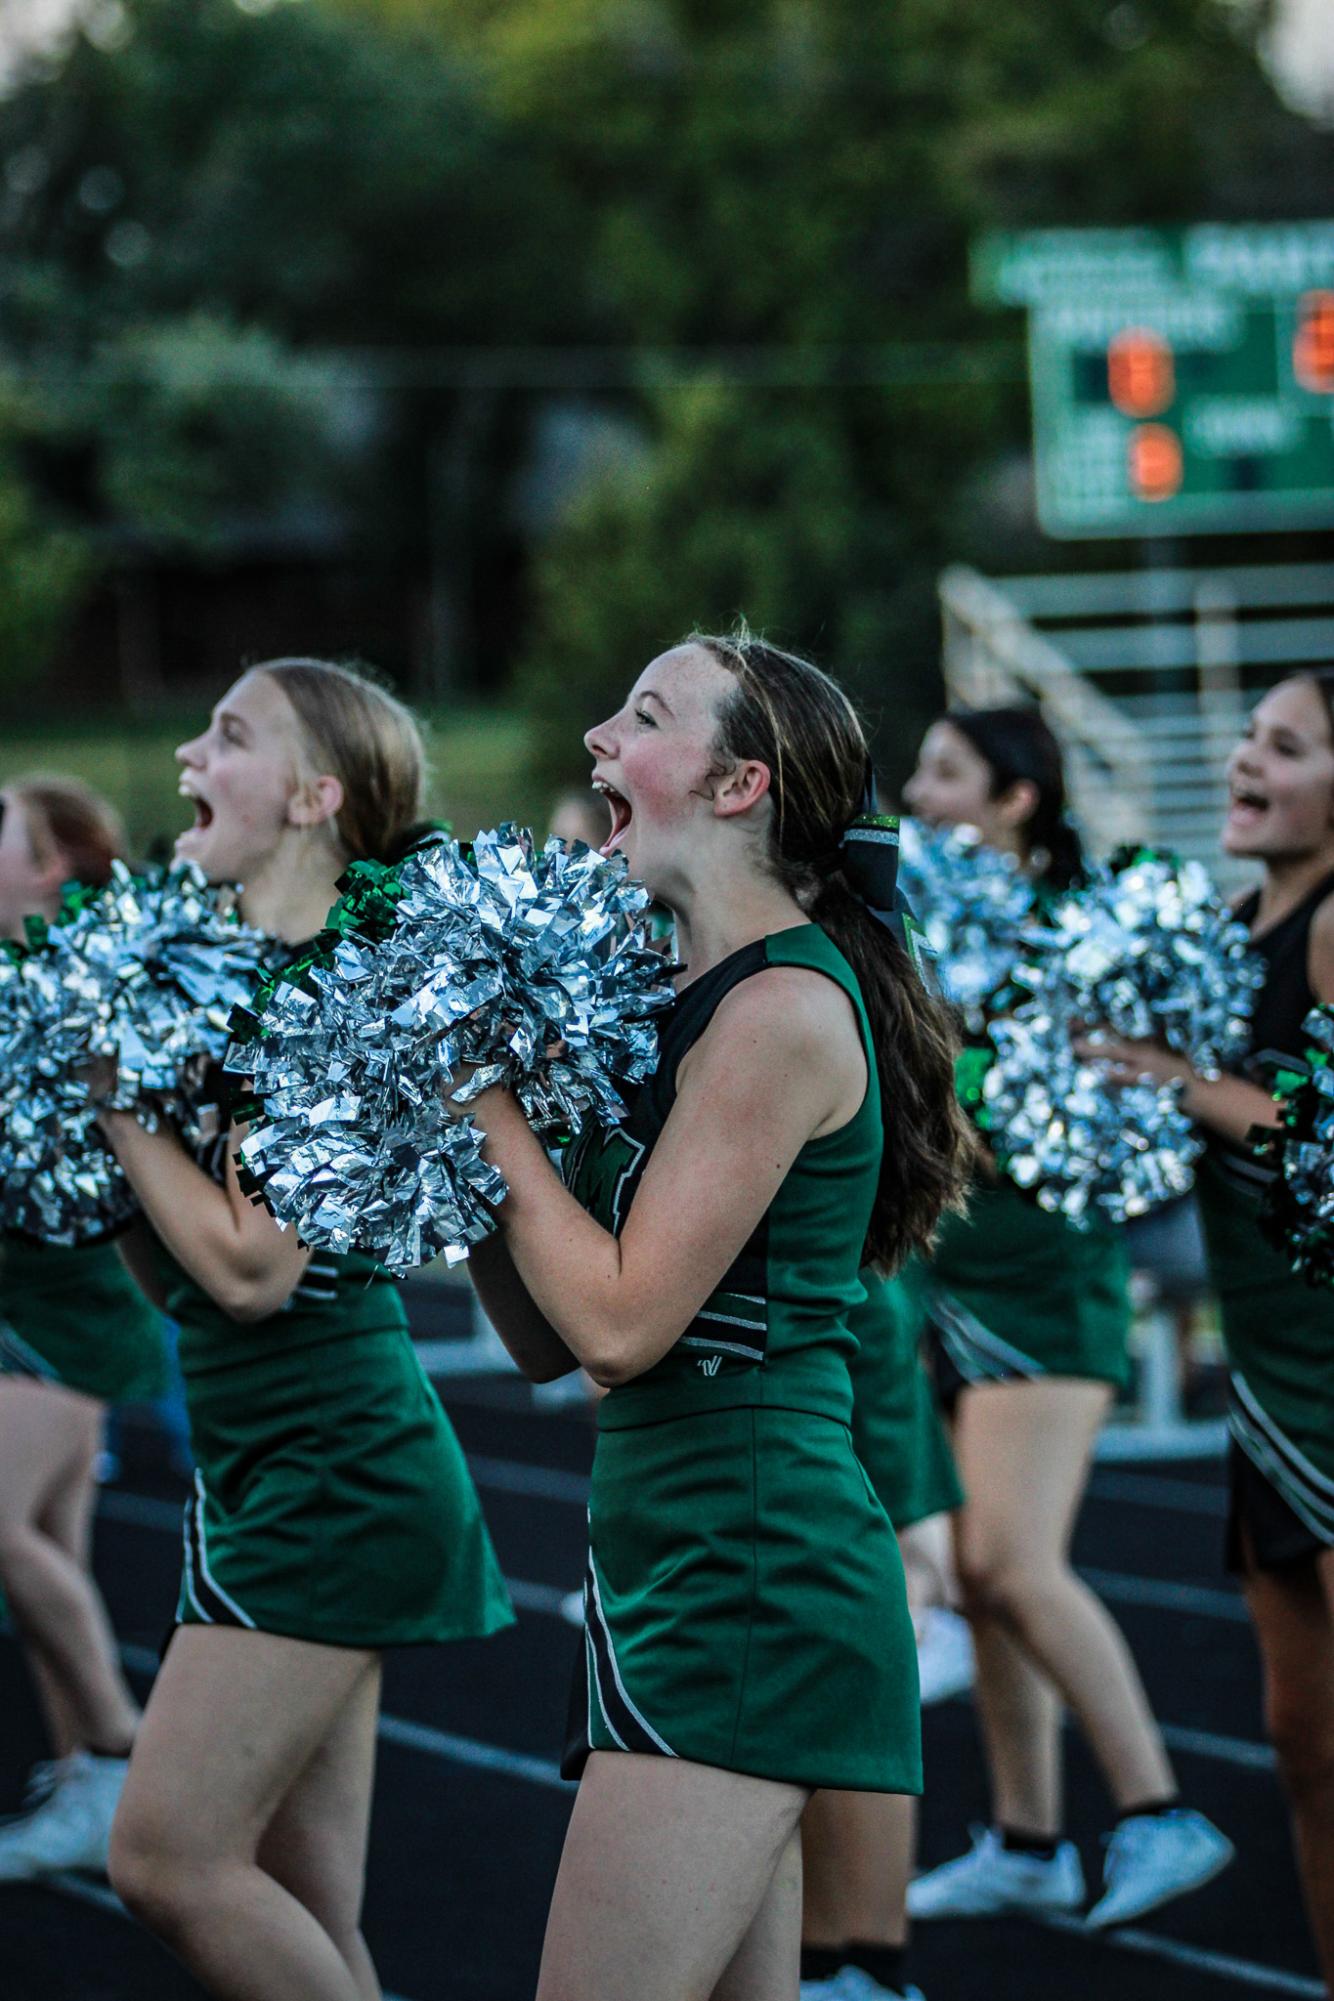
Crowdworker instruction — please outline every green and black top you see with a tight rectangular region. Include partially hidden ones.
[1197,870,1334,1552]
[561,921,920,1791]
[563,921,880,1429]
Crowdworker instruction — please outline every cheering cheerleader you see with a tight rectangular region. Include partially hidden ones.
[0,777,170,1884]
[902,708,1232,1929]
[97,661,512,2001]
[463,633,972,2001]
[1087,671,1334,1987]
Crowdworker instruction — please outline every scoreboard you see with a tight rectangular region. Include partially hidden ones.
[973,223,1334,539]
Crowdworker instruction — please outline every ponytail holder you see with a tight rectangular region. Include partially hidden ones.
[837,761,940,992]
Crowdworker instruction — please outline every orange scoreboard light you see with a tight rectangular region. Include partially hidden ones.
[1294,290,1334,394]
[1107,328,1175,418]
[1128,424,1184,502]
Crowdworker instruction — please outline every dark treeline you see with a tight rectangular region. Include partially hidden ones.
[0,0,1329,785]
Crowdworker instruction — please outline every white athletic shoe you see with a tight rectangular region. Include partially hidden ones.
[800,1973,924,2001]
[1084,1809,1234,1928]
[907,1825,1084,1919]
[0,1749,128,1881]
[915,1606,975,1706]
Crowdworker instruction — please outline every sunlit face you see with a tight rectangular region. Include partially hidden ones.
[174,671,329,884]
[0,792,65,941]
[902,720,1019,852]
[584,645,742,892]
[1224,677,1334,861]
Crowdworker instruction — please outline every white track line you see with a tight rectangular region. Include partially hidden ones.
[1038,1911,1324,1997]
[1081,1566,1249,1624]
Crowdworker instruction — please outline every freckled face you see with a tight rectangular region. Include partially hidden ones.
[1224,678,1334,861]
[174,671,313,885]
[584,645,737,888]
[0,792,62,940]
[903,721,1014,849]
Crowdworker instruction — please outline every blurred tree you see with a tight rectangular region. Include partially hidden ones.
[0,0,1329,739]
[0,390,91,689]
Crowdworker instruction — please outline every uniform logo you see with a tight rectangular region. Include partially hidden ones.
[696,1354,722,1376]
[563,1126,648,1235]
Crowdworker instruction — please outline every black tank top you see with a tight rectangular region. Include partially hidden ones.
[1235,868,1334,1080]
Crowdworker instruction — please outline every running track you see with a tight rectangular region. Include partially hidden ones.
[0,1317,1321,2000]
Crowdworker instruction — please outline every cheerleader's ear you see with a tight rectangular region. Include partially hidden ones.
[288,771,345,832]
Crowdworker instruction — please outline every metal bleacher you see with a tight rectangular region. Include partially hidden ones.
[939,558,1334,886]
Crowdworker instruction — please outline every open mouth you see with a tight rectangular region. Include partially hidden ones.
[179,788,214,836]
[592,778,632,857]
[1228,785,1269,820]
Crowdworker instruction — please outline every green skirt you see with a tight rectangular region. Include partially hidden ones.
[849,1271,962,1529]
[918,1179,1131,1390]
[0,1237,170,1405]
[567,1403,921,1794]
[1197,1156,1334,1547]
[178,1324,514,1648]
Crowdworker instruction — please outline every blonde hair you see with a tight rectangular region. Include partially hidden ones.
[253,658,426,862]
[9,775,126,888]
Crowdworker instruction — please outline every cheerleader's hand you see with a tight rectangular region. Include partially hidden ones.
[79,1051,120,1109]
[1071,1029,1191,1090]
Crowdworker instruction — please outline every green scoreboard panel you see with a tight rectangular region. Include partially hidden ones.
[973,224,1334,539]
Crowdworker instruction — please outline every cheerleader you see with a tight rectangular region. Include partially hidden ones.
[462,631,973,2001]
[0,777,170,1883]
[1087,671,1334,1988]
[902,708,1232,1929]
[97,661,512,2001]
[799,1271,963,2001]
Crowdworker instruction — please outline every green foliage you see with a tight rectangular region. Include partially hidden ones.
[0,0,1328,737]
[0,394,91,687]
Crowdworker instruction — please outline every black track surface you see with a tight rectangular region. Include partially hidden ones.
[0,1358,1320,2001]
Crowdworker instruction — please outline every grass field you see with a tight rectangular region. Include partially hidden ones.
[0,707,544,860]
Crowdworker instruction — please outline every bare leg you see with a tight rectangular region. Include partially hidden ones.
[537,1752,808,2001]
[110,1625,381,2001]
[714,1825,803,2001]
[258,1662,383,2001]
[952,1379,1174,1816]
[967,1612,1065,1836]
[898,1515,953,1625]
[801,1790,914,1949]
[1243,1542,1334,1990]
[0,1380,139,1754]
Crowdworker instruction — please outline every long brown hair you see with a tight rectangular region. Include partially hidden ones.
[693,630,973,1271]
[254,658,427,863]
[10,776,125,888]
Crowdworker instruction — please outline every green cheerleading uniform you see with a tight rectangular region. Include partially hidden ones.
[1196,871,1334,1568]
[157,1092,513,1648]
[915,1177,1132,1397]
[0,1235,170,1404]
[849,1268,962,1530]
[561,923,920,1795]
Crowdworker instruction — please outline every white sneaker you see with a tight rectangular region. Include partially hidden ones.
[907,1825,1084,1919]
[1085,1809,1234,1928]
[836,1971,926,2001]
[0,1750,129,1881]
[800,1974,924,2001]
[0,1758,69,1827]
[915,1607,974,1706]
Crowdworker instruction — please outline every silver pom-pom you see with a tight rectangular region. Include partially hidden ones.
[0,863,269,1244]
[978,1006,1203,1226]
[1259,1007,1334,1285]
[972,848,1257,1225]
[896,819,1034,1024]
[227,827,675,1273]
[1025,847,1262,1079]
[0,941,138,1245]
